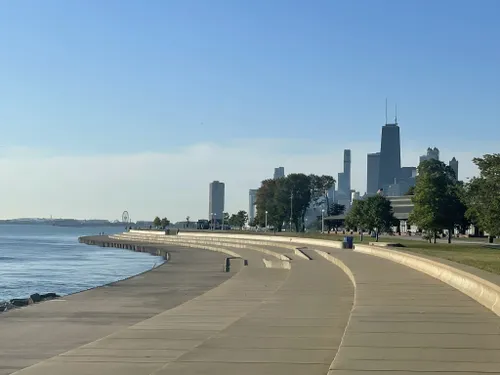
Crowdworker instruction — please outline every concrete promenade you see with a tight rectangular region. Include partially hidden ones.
[3,232,500,374]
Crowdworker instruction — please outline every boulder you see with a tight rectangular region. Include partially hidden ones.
[30,293,42,303]
[0,301,16,312]
[10,298,34,307]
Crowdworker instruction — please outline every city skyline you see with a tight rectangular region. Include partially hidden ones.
[0,1,498,221]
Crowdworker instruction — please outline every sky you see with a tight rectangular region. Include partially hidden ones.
[0,0,499,221]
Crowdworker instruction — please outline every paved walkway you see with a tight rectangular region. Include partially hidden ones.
[5,234,500,374]
[304,245,500,374]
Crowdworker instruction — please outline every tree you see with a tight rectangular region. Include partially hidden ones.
[466,154,500,242]
[186,216,190,228]
[223,212,230,226]
[409,159,466,243]
[235,210,248,229]
[228,214,239,228]
[345,196,397,241]
[160,217,170,229]
[254,174,335,232]
[153,216,161,228]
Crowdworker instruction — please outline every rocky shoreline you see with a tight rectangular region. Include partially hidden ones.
[1,293,60,313]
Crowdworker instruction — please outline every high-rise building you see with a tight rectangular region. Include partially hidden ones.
[208,181,225,221]
[419,147,440,164]
[378,123,401,188]
[366,152,380,195]
[337,149,351,196]
[273,167,285,179]
[449,157,459,180]
[248,189,258,223]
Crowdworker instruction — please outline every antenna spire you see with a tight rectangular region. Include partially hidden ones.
[394,103,398,124]
[385,98,388,124]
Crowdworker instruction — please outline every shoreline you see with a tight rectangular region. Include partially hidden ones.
[1,235,168,313]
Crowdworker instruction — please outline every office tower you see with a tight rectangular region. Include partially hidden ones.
[273,167,285,179]
[449,157,459,180]
[248,189,258,223]
[337,150,351,196]
[208,181,225,221]
[419,147,440,164]
[366,152,380,195]
[378,123,401,188]
[399,166,417,180]
[343,149,351,194]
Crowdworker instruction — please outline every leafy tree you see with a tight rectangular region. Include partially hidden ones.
[255,174,335,232]
[228,214,239,228]
[153,216,161,228]
[223,212,230,225]
[466,154,500,242]
[160,217,170,229]
[365,194,399,241]
[186,216,190,227]
[345,195,397,241]
[255,179,286,231]
[235,210,248,229]
[409,159,466,243]
[345,200,367,232]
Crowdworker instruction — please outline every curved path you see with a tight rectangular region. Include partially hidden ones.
[5,232,500,374]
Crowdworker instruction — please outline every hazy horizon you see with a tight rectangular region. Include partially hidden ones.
[1,1,498,222]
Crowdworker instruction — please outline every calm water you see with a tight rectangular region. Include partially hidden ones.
[0,224,164,301]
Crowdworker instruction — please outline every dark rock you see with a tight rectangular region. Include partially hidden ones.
[0,301,17,312]
[10,298,34,307]
[30,293,42,303]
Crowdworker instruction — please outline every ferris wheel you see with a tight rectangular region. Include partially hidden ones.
[122,211,130,223]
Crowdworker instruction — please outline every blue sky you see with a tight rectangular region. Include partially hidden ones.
[0,0,498,220]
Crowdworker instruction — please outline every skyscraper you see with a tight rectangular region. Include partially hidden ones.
[419,147,440,164]
[366,152,380,195]
[208,181,225,221]
[378,123,401,188]
[449,157,459,180]
[273,167,285,179]
[248,189,258,223]
[336,149,352,209]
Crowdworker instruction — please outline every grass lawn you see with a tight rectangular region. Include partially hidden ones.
[233,230,500,276]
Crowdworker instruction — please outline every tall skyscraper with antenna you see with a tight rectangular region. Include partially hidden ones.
[378,103,401,189]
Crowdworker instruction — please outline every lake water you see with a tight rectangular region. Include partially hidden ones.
[0,224,164,301]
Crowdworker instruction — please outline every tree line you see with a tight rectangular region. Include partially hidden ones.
[153,216,170,229]
[254,173,336,231]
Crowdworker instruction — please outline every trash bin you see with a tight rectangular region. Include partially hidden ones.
[343,236,354,249]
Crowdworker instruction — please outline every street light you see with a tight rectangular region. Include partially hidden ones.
[265,211,268,231]
[289,192,293,232]
[222,213,224,231]
[321,209,325,233]
[213,213,216,231]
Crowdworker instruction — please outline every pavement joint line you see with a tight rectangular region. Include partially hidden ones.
[311,249,357,375]
[147,260,294,375]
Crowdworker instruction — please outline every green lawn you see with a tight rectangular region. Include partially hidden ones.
[230,230,500,276]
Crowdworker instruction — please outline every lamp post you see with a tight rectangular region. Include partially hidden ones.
[265,211,268,231]
[321,209,325,233]
[222,213,224,231]
[289,192,293,232]
[213,213,216,231]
